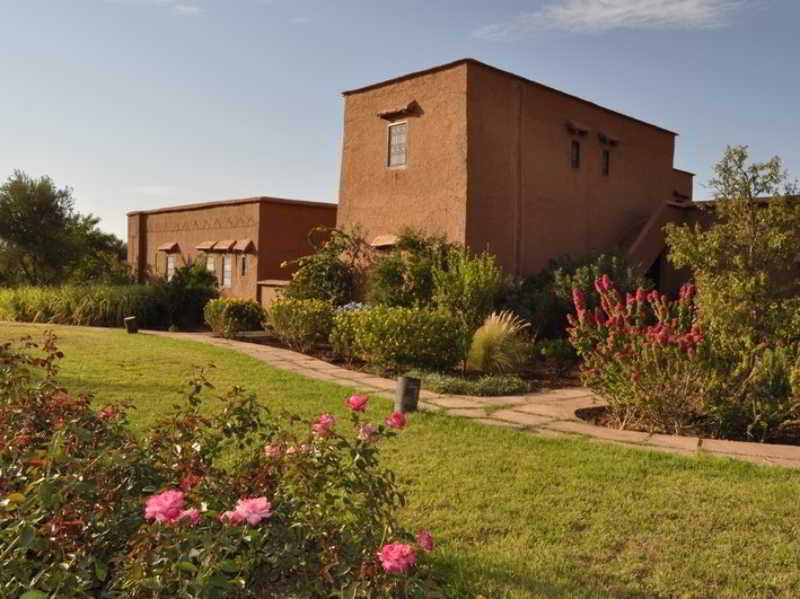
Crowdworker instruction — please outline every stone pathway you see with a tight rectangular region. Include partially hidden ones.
[142,331,800,469]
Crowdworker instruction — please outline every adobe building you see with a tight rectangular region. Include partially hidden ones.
[336,58,695,290]
[127,197,336,305]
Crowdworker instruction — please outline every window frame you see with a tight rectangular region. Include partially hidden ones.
[240,254,248,278]
[602,149,610,176]
[223,255,233,289]
[387,121,408,168]
[166,254,176,281]
[205,254,216,274]
[570,140,581,169]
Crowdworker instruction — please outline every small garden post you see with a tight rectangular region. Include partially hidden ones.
[395,376,421,413]
[124,316,138,334]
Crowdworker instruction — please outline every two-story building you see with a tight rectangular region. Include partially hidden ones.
[336,58,694,290]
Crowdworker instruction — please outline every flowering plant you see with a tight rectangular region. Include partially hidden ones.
[0,333,439,598]
[569,277,800,439]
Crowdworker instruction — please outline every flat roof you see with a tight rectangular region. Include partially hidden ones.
[342,58,678,137]
[127,196,337,217]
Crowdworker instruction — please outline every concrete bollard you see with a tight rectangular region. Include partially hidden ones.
[394,376,421,413]
[124,316,139,334]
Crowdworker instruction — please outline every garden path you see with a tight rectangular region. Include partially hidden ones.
[146,330,800,469]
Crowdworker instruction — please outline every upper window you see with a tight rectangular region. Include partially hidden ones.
[602,149,610,176]
[240,255,248,278]
[206,255,216,274]
[387,122,408,167]
[223,255,233,289]
[166,254,176,281]
[570,140,581,169]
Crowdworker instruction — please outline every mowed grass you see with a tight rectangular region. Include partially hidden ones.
[3,323,800,598]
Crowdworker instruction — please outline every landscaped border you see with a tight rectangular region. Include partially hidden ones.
[144,330,800,469]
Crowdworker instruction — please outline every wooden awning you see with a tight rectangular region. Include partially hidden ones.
[377,100,420,121]
[214,240,236,251]
[157,241,179,252]
[598,132,620,147]
[195,240,216,251]
[233,239,255,252]
[370,234,399,248]
[565,120,590,136]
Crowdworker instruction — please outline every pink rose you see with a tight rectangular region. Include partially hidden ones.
[385,412,407,430]
[312,413,336,437]
[416,530,435,552]
[346,394,369,412]
[358,422,379,443]
[377,542,416,573]
[144,490,185,523]
[223,497,273,526]
[178,508,200,524]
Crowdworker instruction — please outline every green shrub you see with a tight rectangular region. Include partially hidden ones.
[330,307,363,361]
[366,230,454,308]
[0,333,438,598]
[502,251,650,339]
[431,248,505,364]
[282,227,368,306]
[155,262,219,329]
[267,298,334,352]
[467,311,531,374]
[406,369,528,396]
[204,298,266,338]
[331,306,466,372]
[535,338,580,377]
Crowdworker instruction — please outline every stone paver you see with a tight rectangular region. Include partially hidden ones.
[138,329,800,469]
[491,410,557,428]
[427,397,487,409]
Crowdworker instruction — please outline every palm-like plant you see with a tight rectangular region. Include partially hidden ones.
[467,310,531,374]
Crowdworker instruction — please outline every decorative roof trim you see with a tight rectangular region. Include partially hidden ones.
[214,240,236,251]
[196,240,216,251]
[157,242,179,252]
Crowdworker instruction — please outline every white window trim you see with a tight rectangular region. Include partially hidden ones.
[223,255,233,289]
[166,254,176,281]
[387,121,408,168]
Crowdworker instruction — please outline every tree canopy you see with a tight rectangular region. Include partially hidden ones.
[0,170,128,286]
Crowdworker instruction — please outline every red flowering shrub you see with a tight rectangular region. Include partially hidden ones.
[569,277,800,440]
[0,334,439,598]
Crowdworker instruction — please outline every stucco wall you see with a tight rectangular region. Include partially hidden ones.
[258,201,336,281]
[466,61,678,276]
[336,64,469,245]
[137,202,261,300]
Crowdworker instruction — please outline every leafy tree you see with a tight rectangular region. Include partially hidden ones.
[0,170,128,285]
[665,145,800,345]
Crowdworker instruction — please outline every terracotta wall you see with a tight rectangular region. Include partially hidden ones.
[135,202,261,300]
[258,201,337,280]
[336,64,469,244]
[466,62,678,276]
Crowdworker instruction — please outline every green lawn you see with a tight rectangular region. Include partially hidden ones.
[3,323,800,598]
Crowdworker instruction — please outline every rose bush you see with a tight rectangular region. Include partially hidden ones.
[0,334,439,598]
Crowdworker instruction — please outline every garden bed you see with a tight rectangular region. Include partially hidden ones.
[233,330,580,396]
[576,403,800,447]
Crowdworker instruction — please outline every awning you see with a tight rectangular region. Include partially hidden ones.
[157,241,179,252]
[370,234,399,248]
[377,100,420,121]
[233,238,255,252]
[195,240,216,251]
[565,120,590,136]
[214,240,236,251]
[598,132,620,147]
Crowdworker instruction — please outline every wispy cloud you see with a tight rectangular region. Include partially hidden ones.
[473,0,747,39]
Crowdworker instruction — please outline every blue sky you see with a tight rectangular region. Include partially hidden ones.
[1,0,797,238]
